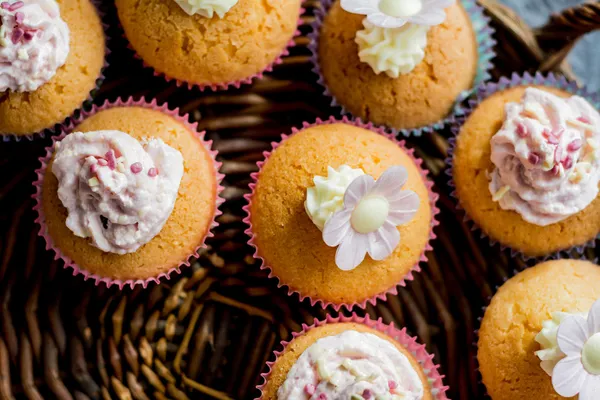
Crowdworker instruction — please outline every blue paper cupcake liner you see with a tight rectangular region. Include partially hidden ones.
[445,71,600,262]
[1,0,109,142]
[308,0,496,137]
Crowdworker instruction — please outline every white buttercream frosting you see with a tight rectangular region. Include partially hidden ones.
[173,0,238,18]
[489,88,600,226]
[52,130,184,255]
[535,311,587,376]
[305,165,365,231]
[0,0,70,92]
[277,330,424,400]
[355,20,428,78]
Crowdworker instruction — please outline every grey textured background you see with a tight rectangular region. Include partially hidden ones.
[500,0,600,91]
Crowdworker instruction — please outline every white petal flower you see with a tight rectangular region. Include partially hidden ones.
[322,166,420,271]
[551,299,600,400]
[341,0,455,29]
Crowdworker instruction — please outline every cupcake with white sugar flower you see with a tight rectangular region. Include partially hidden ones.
[309,0,495,135]
[478,259,600,400]
[0,0,106,139]
[258,314,449,399]
[244,118,438,309]
[33,99,223,288]
[449,73,600,258]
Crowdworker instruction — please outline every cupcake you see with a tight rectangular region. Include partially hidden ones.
[311,0,494,134]
[115,0,302,90]
[259,315,448,399]
[245,119,438,309]
[34,99,222,288]
[0,0,105,139]
[478,259,600,400]
[450,74,600,258]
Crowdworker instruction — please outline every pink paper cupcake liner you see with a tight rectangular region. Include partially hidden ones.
[308,0,496,137]
[32,97,225,289]
[119,3,305,92]
[256,313,450,399]
[243,116,440,311]
[446,71,600,262]
[2,0,110,142]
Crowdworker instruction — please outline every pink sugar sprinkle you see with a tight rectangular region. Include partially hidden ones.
[8,1,23,11]
[563,156,574,170]
[551,165,561,176]
[567,139,583,152]
[105,150,117,170]
[98,159,108,166]
[317,394,327,400]
[546,134,559,145]
[15,11,23,23]
[130,162,143,174]
[90,164,98,174]
[148,168,158,177]
[362,389,373,399]
[516,122,528,138]
[0,2,10,9]
[11,28,23,44]
[389,380,398,390]
[304,384,315,396]
[528,152,541,165]
[23,31,33,41]
[578,116,591,124]
[554,128,565,137]
[555,146,563,163]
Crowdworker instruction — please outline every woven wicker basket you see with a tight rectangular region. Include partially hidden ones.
[1,1,599,399]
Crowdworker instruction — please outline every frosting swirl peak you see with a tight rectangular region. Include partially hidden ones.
[0,0,70,92]
[277,330,424,400]
[489,88,600,226]
[52,130,184,254]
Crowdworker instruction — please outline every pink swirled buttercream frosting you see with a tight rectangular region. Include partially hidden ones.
[489,88,600,226]
[52,130,184,255]
[0,0,69,92]
[277,330,424,400]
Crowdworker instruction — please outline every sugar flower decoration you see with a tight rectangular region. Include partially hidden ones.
[322,166,420,271]
[552,300,600,399]
[341,0,455,29]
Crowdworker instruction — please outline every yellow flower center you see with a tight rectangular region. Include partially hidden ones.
[378,0,422,18]
[350,196,390,234]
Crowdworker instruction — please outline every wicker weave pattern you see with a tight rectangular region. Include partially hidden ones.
[0,1,599,400]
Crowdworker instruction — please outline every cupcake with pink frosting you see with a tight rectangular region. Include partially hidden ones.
[258,314,449,400]
[34,99,223,288]
[0,0,105,139]
[450,73,600,258]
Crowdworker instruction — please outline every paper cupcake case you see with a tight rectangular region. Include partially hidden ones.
[308,0,496,138]
[120,4,305,92]
[2,0,111,142]
[256,313,450,400]
[243,116,440,311]
[446,71,600,262]
[32,97,225,289]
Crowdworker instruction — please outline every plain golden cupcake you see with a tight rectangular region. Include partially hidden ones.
[451,75,600,258]
[478,259,600,400]
[34,100,222,287]
[259,316,448,399]
[246,120,437,309]
[115,0,302,89]
[0,0,105,138]
[311,0,494,133]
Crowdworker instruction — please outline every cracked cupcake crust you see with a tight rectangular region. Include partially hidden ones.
[115,0,301,86]
[453,85,600,257]
[318,1,478,131]
[477,259,600,400]
[0,0,105,136]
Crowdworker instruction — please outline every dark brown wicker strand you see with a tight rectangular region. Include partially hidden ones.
[0,1,599,400]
